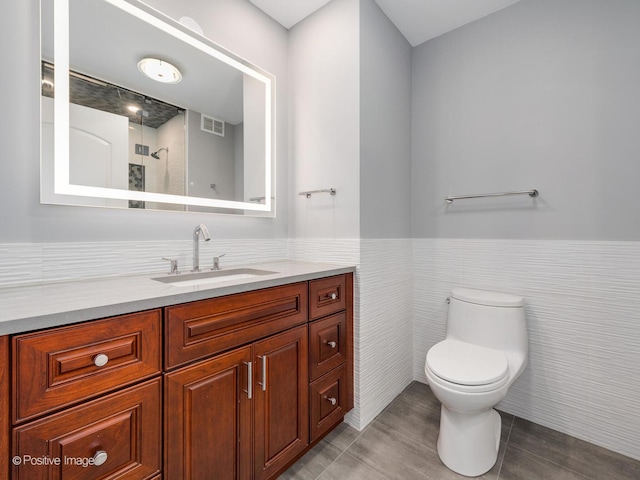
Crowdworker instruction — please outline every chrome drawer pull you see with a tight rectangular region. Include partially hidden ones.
[326,341,337,348]
[93,354,109,367]
[244,361,252,399]
[325,396,337,406]
[258,355,267,391]
[93,450,108,466]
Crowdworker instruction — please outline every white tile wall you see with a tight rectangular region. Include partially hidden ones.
[413,239,640,462]
[0,239,287,286]
[2,237,639,461]
[359,239,413,427]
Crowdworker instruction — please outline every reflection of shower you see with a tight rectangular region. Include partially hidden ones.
[150,147,169,159]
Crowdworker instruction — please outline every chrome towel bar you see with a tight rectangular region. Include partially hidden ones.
[298,188,336,198]
[445,189,538,204]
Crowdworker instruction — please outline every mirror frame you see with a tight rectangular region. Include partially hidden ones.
[45,0,275,213]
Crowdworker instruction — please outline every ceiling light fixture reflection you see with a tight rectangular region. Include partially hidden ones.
[137,57,182,84]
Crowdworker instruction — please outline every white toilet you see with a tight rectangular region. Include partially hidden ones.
[424,288,527,477]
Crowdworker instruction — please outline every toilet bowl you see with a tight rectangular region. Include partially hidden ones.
[424,288,527,477]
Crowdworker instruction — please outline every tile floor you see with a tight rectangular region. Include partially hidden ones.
[279,382,640,480]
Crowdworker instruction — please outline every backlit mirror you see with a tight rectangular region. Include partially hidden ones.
[40,0,275,214]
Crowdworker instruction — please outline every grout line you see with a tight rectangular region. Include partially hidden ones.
[496,416,514,479]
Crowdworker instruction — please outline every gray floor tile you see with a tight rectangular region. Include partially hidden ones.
[347,420,431,480]
[377,385,514,452]
[317,452,390,480]
[278,440,342,480]
[375,392,441,448]
[499,445,590,480]
[323,421,362,452]
[283,383,639,480]
[399,381,440,410]
[508,417,640,480]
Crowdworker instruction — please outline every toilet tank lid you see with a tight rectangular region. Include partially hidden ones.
[451,288,524,307]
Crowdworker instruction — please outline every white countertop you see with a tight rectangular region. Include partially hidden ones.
[0,260,355,335]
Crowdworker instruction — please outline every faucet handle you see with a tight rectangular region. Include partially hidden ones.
[162,257,180,275]
[212,253,226,271]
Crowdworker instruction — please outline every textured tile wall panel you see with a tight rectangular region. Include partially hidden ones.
[358,239,413,428]
[0,240,287,286]
[287,238,361,266]
[413,239,640,462]
[0,244,43,286]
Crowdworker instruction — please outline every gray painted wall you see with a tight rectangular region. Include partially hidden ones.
[187,110,237,202]
[289,0,361,238]
[360,0,412,239]
[0,0,288,242]
[411,0,640,240]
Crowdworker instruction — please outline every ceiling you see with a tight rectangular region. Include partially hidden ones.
[249,0,522,46]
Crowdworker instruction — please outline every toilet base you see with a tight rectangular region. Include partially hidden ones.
[437,406,501,477]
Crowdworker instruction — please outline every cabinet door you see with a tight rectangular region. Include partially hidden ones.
[253,325,309,480]
[164,346,252,480]
[12,378,161,480]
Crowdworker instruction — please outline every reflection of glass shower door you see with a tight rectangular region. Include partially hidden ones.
[128,163,145,209]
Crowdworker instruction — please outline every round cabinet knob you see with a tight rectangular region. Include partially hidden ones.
[330,293,337,300]
[326,341,337,348]
[93,354,109,367]
[326,397,337,406]
[93,450,108,467]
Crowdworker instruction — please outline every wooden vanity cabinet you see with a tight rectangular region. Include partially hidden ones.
[164,320,309,480]
[9,310,163,480]
[3,271,353,480]
[308,274,354,442]
[164,273,353,480]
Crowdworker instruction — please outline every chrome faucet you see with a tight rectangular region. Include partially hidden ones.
[192,224,211,272]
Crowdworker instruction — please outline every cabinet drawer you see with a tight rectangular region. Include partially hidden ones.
[13,310,162,423]
[309,365,347,442]
[12,378,162,480]
[309,275,346,320]
[165,283,308,369]
[309,312,347,381]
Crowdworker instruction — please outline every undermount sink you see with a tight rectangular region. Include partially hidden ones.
[152,268,277,288]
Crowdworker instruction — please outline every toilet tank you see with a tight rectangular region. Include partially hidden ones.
[447,288,527,354]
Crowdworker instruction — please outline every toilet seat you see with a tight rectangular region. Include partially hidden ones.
[426,340,509,393]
